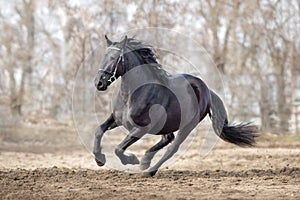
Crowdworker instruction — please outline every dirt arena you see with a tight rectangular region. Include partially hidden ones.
[1,124,300,199]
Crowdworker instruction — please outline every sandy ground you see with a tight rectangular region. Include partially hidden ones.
[0,124,300,199]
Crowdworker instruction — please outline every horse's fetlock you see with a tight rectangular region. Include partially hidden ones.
[115,147,123,156]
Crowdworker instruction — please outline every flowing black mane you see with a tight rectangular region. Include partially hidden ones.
[126,38,158,64]
[123,38,170,80]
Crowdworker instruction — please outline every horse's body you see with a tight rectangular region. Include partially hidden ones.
[93,36,257,176]
[113,71,210,134]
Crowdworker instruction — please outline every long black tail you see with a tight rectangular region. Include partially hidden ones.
[209,90,258,147]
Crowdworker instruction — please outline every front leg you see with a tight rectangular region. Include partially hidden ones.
[93,114,117,166]
[115,128,146,165]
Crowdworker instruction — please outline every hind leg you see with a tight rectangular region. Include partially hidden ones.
[115,129,146,165]
[143,124,197,177]
[140,133,174,170]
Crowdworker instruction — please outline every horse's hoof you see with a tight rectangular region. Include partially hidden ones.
[95,159,105,166]
[142,169,157,177]
[94,154,106,167]
[127,153,140,165]
[117,153,139,165]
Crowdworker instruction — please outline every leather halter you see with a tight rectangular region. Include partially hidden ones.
[99,46,125,84]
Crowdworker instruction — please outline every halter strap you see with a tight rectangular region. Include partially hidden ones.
[99,46,125,84]
[107,46,121,51]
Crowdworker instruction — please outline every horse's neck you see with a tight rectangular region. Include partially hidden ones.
[120,64,162,96]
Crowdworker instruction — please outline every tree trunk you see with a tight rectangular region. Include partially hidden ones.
[277,73,289,133]
[8,68,21,116]
[260,83,272,133]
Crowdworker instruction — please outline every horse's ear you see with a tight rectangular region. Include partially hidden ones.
[105,35,112,46]
[121,35,128,49]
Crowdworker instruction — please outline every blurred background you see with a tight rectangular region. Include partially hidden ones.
[0,0,300,136]
[1,3,300,198]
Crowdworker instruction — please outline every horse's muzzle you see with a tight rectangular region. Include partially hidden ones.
[96,80,108,91]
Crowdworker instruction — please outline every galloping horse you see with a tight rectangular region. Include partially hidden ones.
[93,35,257,177]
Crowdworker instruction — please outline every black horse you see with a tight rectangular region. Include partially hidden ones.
[93,35,258,177]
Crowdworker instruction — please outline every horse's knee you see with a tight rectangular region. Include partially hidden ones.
[95,127,103,138]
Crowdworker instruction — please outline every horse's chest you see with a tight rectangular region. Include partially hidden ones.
[112,95,131,126]
[113,106,128,122]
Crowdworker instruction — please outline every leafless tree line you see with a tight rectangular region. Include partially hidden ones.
[0,0,299,134]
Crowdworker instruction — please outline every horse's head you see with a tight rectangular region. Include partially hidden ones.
[95,35,127,91]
